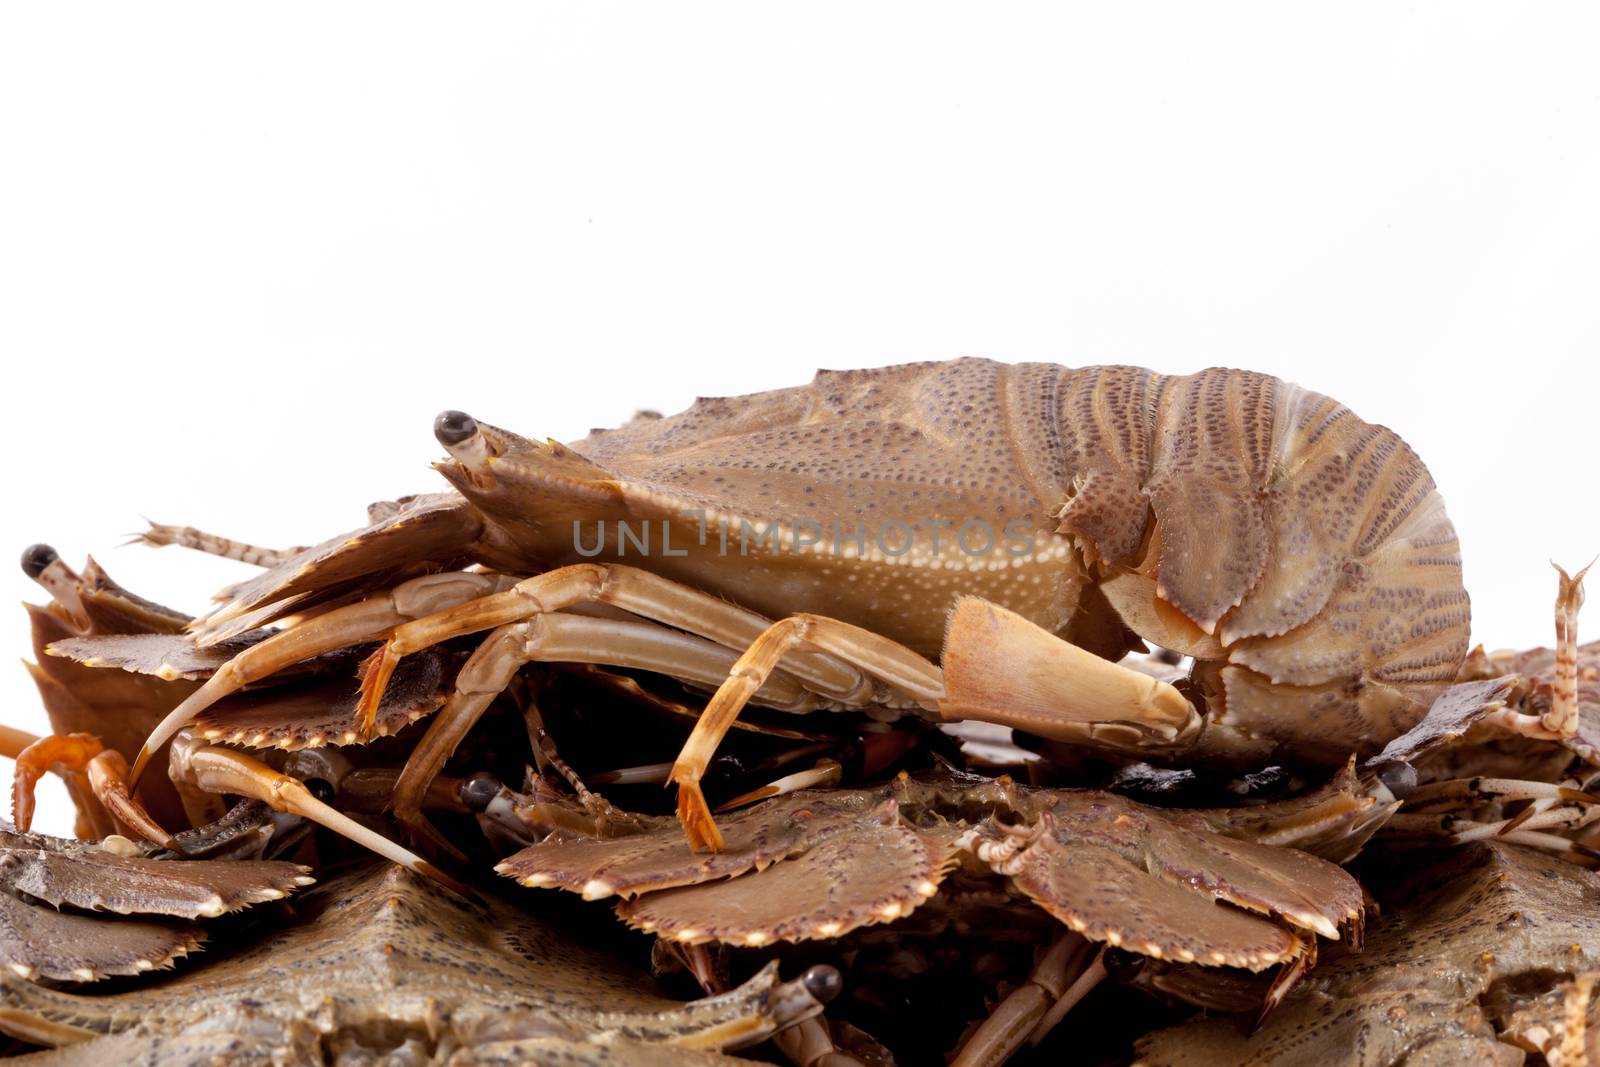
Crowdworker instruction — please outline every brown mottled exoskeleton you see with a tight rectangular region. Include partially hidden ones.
[1135,842,1600,1066]
[493,772,1367,1066]
[104,360,1468,858]
[9,549,474,895]
[0,861,837,1063]
[0,820,312,986]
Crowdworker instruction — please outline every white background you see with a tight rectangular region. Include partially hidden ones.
[3,5,1597,836]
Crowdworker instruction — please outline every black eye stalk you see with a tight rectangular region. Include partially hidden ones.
[433,410,495,488]
[434,410,479,448]
[20,543,59,580]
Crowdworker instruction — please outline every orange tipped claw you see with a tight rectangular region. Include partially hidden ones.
[356,642,401,738]
[11,733,176,848]
[674,778,725,853]
[12,733,103,833]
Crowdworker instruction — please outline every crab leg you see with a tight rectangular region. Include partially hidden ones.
[950,933,1103,1067]
[670,612,944,850]
[1386,776,1600,849]
[355,563,869,735]
[1478,560,1595,745]
[1461,804,1600,842]
[80,749,178,849]
[716,759,843,812]
[8,730,117,841]
[389,611,830,856]
[510,680,631,826]
[133,521,307,568]
[0,725,39,760]
[10,733,176,848]
[588,761,675,785]
[177,743,474,897]
[1499,828,1600,863]
[771,1016,873,1067]
[1548,559,1592,737]
[1406,777,1600,809]
[129,570,511,785]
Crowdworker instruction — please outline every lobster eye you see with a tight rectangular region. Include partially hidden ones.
[434,410,479,448]
[20,543,58,580]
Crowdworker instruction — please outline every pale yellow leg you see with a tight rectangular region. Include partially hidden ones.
[356,563,868,734]
[669,613,944,851]
[134,521,306,568]
[715,759,843,813]
[130,570,510,784]
[181,743,474,898]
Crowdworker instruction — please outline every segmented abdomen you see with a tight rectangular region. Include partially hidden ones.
[1047,364,1470,763]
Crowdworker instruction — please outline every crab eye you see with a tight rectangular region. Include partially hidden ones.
[20,543,58,580]
[1375,760,1418,801]
[460,771,502,812]
[433,410,479,448]
[801,964,843,1003]
[1102,947,1145,982]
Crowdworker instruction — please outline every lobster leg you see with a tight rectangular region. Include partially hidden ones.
[670,614,945,851]
[940,597,1200,749]
[130,570,512,784]
[670,598,1198,851]
[355,563,868,735]
[388,611,837,856]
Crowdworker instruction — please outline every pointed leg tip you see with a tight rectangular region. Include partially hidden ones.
[675,782,725,852]
[398,810,469,865]
[354,646,398,738]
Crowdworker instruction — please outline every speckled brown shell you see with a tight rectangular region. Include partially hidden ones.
[1135,843,1600,1065]
[544,360,1471,763]
[500,779,1361,969]
[196,360,1472,764]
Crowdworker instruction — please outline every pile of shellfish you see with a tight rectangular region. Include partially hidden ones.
[3,361,1596,1065]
